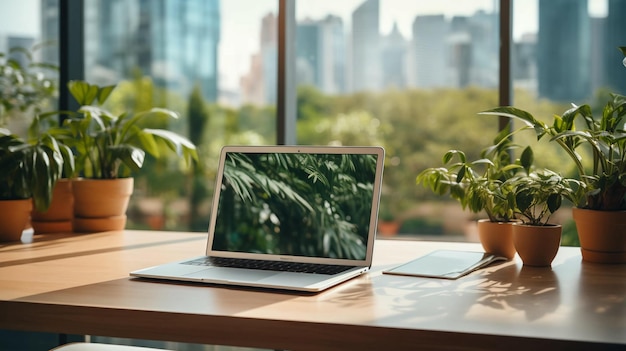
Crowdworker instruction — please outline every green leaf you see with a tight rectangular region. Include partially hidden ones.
[515,190,533,213]
[58,143,76,177]
[520,146,533,173]
[500,164,522,172]
[561,104,593,130]
[480,107,548,139]
[68,80,99,105]
[456,165,466,183]
[109,145,145,173]
[135,131,160,158]
[97,85,117,105]
[547,193,562,213]
[443,150,465,164]
[144,128,198,165]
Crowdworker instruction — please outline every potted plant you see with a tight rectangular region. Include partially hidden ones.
[416,127,522,259]
[504,148,583,266]
[28,112,76,234]
[54,80,198,232]
[377,202,401,236]
[0,45,57,128]
[0,45,71,235]
[0,128,65,241]
[480,47,626,263]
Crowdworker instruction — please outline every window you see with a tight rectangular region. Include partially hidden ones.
[81,0,277,231]
[3,0,624,240]
[510,0,614,245]
[0,0,58,134]
[295,0,501,239]
[511,0,617,164]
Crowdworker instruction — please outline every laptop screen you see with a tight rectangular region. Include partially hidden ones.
[209,148,382,261]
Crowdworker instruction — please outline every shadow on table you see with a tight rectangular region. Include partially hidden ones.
[325,259,562,324]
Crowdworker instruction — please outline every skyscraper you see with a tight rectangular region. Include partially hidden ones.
[467,10,498,88]
[93,0,139,82]
[295,15,346,94]
[240,12,277,105]
[138,0,220,101]
[260,12,278,105]
[605,0,626,94]
[40,0,59,66]
[297,19,321,87]
[410,15,448,88]
[537,0,591,102]
[319,15,346,94]
[381,22,407,89]
[6,36,35,67]
[590,16,607,94]
[448,16,472,88]
[42,0,221,102]
[351,0,380,93]
[512,33,538,93]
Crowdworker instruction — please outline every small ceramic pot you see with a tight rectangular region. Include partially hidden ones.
[477,219,516,259]
[512,223,561,267]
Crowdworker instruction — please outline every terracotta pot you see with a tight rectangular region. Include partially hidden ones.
[512,223,561,267]
[0,199,32,242]
[476,219,516,259]
[73,178,134,233]
[31,179,74,234]
[73,215,127,233]
[573,208,626,263]
[377,220,400,236]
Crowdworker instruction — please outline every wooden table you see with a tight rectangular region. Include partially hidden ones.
[1,230,625,350]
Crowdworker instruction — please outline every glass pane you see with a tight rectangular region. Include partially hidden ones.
[82,0,277,231]
[511,0,617,170]
[295,0,500,240]
[511,0,616,245]
[0,0,58,135]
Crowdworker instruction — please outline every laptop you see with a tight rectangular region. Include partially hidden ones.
[131,145,385,293]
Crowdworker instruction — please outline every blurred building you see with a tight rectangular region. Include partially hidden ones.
[41,0,220,102]
[537,0,591,102]
[605,0,626,94]
[6,36,35,67]
[512,33,538,94]
[296,15,346,94]
[381,22,408,89]
[40,0,59,66]
[240,12,277,105]
[351,0,380,93]
[318,15,346,94]
[410,14,448,88]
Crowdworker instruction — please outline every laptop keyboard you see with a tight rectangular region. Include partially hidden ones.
[183,257,355,275]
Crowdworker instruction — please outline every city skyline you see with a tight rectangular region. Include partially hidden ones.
[0,0,612,99]
[238,0,623,106]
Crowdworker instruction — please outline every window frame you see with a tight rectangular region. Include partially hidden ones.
[59,0,84,113]
[59,0,513,140]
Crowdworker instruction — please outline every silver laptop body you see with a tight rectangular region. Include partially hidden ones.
[131,145,385,292]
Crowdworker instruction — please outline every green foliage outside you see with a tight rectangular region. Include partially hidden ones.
[188,84,211,231]
[1,47,587,240]
[295,85,574,222]
[0,45,57,127]
[399,218,444,236]
[103,77,580,241]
